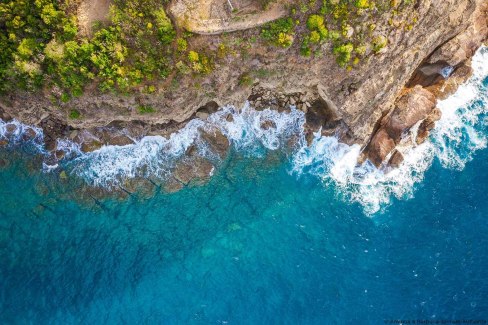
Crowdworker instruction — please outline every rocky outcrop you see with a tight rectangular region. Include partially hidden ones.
[363,86,437,166]
[361,0,487,167]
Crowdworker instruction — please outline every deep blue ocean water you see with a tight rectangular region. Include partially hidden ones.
[0,47,487,323]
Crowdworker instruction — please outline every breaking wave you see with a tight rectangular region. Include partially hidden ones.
[1,46,486,215]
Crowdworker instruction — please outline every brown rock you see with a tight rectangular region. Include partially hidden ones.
[260,120,276,130]
[427,64,474,100]
[106,134,134,147]
[22,127,38,141]
[173,157,214,185]
[416,108,442,144]
[386,86,436,142]
[388,150,404,168]
[200,128,230,157]
[366,129,396,167]
[163,177,184,193]
[196,111,209,120]
[5,123,17,136]
[55,150,66,160]
[81,139,103,152]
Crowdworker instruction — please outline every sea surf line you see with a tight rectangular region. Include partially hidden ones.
[0,46,487,215]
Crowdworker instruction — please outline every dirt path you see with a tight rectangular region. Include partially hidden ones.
[77,0,112,36]
[169,0,289,35]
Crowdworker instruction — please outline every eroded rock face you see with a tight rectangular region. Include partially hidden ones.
[367,129,396,167]
[364,86,437,167]
[387,86,437,141]
[416,108,442,145]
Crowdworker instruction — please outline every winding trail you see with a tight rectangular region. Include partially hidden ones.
[169,0,289,35]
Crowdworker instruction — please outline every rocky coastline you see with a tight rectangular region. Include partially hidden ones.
[0,0,487,177]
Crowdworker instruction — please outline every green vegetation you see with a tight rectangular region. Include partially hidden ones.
[68,109,81,119]
[137,105,156,114]
[0,0,204,96]
[260,18,296,48]
[238,72,253,87]
[0,0,419,100]
[257,0,417,70]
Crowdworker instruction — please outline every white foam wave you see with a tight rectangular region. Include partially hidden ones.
[0,119,44,149]
[2,46,486,215]
[69,104,306,187]
[64,46,488,213]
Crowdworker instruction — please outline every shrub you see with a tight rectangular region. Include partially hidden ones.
[68,109,81,119]
[309,31,321,43]
[372,35,387,53]
[188,51,199,62]
[306,15,324,30]
[261,18,295,48]
[333,43,354,67]
[177,38,188,52]
[137,105,155,114]
[354,0,370,9]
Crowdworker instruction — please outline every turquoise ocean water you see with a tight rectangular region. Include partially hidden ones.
[0,47,487,323]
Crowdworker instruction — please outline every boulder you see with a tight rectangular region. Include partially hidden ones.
[260,120,277,130]
[5,123,17,136]
[21,127,38,141]
[388,149,404,168]
[81,139,103,152]
[365,86,437,167]
[366,129,396,167]
[386,86,436,142]
[173,157,214,185]
[416,108,442,144]
[106,134,134,147]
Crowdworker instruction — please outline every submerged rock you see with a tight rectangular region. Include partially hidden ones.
[200,128,230,158]
[173,157,214,185]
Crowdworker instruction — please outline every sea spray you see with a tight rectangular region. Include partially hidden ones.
[68,104,306,188]
[433,46,488,170]
[0,119,44,149]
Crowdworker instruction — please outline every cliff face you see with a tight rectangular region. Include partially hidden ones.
[361,0,487,166]
[0,0,486,165]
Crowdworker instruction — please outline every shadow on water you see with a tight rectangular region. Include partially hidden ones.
[0,147,342,321]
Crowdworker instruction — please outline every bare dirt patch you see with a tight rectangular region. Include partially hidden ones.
[78,0,112,36]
